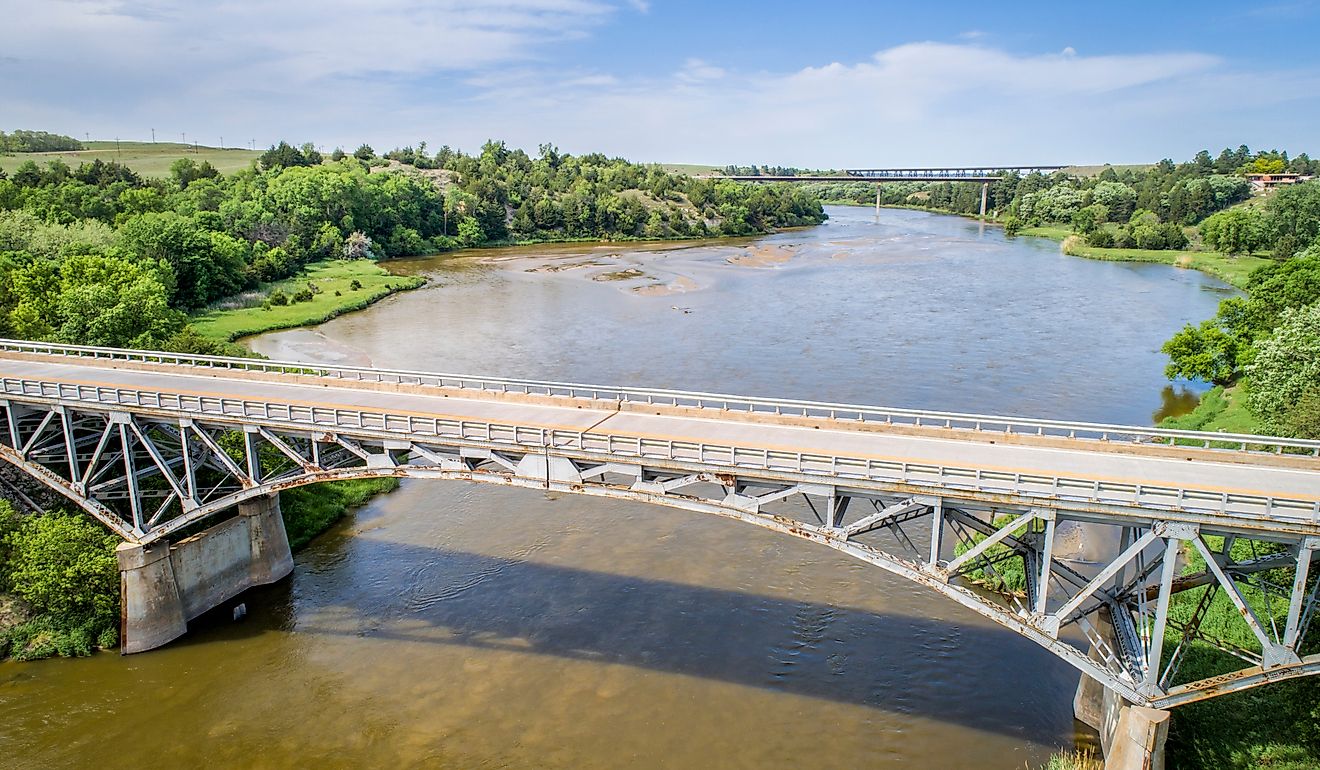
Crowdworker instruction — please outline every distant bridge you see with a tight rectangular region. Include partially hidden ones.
[1,340,1318,728]
[709,166,1069,216]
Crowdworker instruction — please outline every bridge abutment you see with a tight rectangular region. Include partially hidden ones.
[117,493,293,653]
[1074,675,1170,770]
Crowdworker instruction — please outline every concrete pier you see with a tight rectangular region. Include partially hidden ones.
[118,493,294,653]
[1075,674,1170,770]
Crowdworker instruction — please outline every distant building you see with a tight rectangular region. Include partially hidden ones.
[1246,172,1311,193]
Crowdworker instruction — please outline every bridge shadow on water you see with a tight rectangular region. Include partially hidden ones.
[190,537,1083,743]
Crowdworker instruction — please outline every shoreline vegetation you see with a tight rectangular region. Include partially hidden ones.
[826,199,1271,290]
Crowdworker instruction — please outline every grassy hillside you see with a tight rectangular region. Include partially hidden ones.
[0,141,261,178]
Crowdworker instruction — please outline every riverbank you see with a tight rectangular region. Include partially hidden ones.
[1021,225,1269,290]
[188,259,426,342]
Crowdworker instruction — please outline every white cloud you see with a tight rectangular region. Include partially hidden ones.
[2,6,1316,167]
[676,58,725,82]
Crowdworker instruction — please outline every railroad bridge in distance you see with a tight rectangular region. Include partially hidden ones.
[709,165,1068,218]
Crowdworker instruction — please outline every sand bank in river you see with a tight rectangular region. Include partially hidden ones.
[725,244,796,267]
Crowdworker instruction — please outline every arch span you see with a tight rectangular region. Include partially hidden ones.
[1,388,1318,710]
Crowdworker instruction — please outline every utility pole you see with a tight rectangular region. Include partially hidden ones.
[115,137,121,158]
[151,127,156,143]
[181,132,186,145]
[220,136,224,149]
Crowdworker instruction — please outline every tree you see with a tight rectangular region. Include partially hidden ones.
[343,231,374,259]
[1089,182,1136,222]
[1071,203,1108,235]
[353,144,375,161]
[1266,181,1320,251]
[1200,209,1266,254]
[1247,303,1320,435]
[2,511,118,626]
[1161,319,1240,384]
[118,212,245,308]
[260,141,313,171]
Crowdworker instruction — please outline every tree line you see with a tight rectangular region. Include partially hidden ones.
[0,130,84,154]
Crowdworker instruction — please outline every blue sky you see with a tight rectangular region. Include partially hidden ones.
[4,0,1319,166]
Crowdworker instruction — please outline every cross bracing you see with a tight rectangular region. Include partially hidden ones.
[0,339,1318,709]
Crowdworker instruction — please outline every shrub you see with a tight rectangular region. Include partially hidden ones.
[349,279,363,291]
[1086,229,1114,248]
[291,287,313,303]
[268,289,289,306]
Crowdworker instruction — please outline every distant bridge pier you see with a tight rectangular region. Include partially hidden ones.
[979,182,989,220]
[118,493,293,653]
[875,185,881,215]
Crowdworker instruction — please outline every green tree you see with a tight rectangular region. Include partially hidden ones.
[1162,319,1241,384]
[2,512,118,627]
[1246,303,1320,435]
[1201,209,1267,254]
[1266,181,1320,251]
[118,212,246,307]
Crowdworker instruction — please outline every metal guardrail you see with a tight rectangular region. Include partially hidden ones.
[3,375,1318,525]
[2,339,1317,458]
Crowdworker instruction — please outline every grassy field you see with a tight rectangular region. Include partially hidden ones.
[189,259,425,342]
[0,141,261,178]
[661,162,721,175]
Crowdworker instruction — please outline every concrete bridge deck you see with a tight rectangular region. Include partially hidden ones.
[4,354,1319,516]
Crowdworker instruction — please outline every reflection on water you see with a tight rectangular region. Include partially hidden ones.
[0,207,1235,770]
[1152,384,1204,423]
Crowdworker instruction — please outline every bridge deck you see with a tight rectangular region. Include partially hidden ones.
[5,355,1319,508]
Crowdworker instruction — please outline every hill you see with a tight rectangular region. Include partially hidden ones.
[0,141,261,178]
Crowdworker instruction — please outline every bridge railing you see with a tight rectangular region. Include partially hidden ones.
[3,374,1318,527]
[3,338,1319,458]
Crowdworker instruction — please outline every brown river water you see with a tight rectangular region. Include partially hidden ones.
[0,207,1233,769]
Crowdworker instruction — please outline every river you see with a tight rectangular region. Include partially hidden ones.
[0,207,1233,769]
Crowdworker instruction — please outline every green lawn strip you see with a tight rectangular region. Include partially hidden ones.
[1020,224,1268,289]
[189,259,425,342]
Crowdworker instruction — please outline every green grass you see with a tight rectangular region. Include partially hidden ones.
[1021,225,1270,289]
[189,259,425,342]
[0,141,261,178]
[660,163,721,175]
[1019,224,1073,240]
[1157,384,1262,434]
[1040,749,1103,770]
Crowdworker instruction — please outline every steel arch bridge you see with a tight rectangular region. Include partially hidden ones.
[1,339,1319,711]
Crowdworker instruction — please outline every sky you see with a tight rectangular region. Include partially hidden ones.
[3,0,1319,167]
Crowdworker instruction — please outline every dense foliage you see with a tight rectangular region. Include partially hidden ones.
[0,130,84,153]
[1161,247,1320,398]
[0,502,120,659]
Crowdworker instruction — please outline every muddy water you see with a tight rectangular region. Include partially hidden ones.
[0,207,1232,769]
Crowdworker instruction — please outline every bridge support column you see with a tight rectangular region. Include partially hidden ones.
[979,182,989,220]
[875,185,881,215]
[117,493,294,654]
[240,493,294,585]
[117,540,187,654]
[1074,675,1170,770]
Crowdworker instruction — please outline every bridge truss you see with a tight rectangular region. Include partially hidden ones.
[0,346,1318,709]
